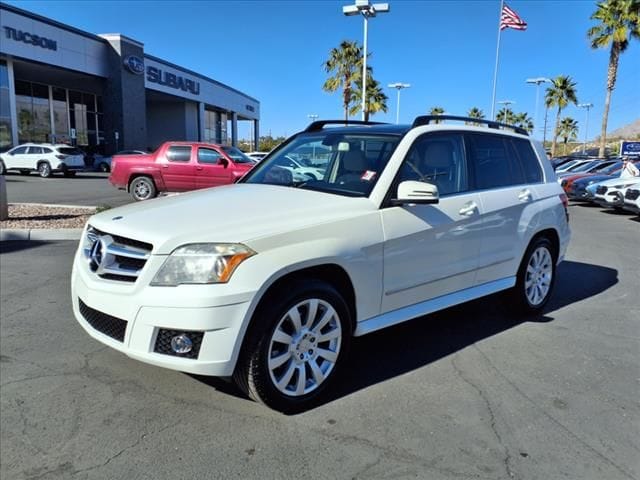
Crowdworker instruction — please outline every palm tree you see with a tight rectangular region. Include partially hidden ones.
[558,117,579,154]
[545,75,579,157]
[466,107,485,125]
[323,40,362,121]
[349,73,389,121]
[496,107,515,124]
[588,0,640,157]
[429,106,445,124]
[513,112,534,134]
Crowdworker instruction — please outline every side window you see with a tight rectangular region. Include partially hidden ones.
[197,148,222,164]
[11,146,28,155]
[166,146,192,162]
[511,138,543,183]
[27,147,43,155]
[397,133,468,196]
[465,133,525,190]
[41,147,53,154]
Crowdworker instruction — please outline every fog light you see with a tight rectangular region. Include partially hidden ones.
[171,334,193,354]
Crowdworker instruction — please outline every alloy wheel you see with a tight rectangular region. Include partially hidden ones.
[524,246,553,306]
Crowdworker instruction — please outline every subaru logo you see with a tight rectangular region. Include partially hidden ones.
[123,55,145,75]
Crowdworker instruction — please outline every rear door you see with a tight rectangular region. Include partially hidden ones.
[381,131,483,313]
[195,147,233,188]
[160,145,196,191]
[26,146,43,169]
[465,133,543,284]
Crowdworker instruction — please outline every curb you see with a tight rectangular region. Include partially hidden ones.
[1,228,83,242]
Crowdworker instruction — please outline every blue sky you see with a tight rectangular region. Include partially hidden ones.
[7,0,639,141]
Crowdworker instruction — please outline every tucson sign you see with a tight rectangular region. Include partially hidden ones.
[3,26,57,51]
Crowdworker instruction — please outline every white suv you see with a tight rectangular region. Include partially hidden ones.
[0,144,85,177]
[71,116,571,411]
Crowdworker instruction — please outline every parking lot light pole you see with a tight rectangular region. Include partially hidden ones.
[343,0,390,121]
[388,83,410,124]
[497,100,515,122]
[578,103,593,154]
[526,77,551,138]
[308,114,319,157]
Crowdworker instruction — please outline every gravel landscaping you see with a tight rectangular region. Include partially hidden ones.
[0,203,97,229]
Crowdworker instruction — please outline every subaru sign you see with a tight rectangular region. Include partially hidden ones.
[621,141,640,157]
[123,55,145,75]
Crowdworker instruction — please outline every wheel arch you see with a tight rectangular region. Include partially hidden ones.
[127,172,158,192]
[527,228,560,262]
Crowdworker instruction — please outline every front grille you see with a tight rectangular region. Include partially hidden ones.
[83,226,153,283]
[626,189,639,200]
[79,298,127,342]
[596,186,608,195]
[154,329,204,359]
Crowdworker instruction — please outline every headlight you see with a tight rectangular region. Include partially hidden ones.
[151,243,255,286]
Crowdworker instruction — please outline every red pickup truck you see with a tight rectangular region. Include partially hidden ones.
[109,142,255,201]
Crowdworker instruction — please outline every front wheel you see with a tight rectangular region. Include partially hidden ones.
[510,237,556,314]
[234,280,351,412]
[130,176,157,201]
[38,162,52,178]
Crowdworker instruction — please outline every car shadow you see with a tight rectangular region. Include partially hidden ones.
[0,240,51,254]
[188,260,618,414]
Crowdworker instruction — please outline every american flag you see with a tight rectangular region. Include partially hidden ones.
[500,4,527,31]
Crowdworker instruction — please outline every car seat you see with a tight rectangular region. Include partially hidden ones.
[336,149,368,185]
[421,141,457,195]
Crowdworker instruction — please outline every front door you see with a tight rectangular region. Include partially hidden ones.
[381,132,483,313]
[161,145,196,191]
[195,147,233,188]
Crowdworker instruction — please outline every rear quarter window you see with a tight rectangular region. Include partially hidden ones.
[511,139,543,183]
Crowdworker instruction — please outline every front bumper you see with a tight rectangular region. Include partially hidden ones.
[71,251,255,377]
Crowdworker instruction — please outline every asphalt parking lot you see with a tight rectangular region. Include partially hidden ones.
[1,204,638,480]
[3,171,131,208]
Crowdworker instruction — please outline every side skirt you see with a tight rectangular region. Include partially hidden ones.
[354,277,516,336]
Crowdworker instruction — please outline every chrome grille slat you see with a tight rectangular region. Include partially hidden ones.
[84,226,153,283]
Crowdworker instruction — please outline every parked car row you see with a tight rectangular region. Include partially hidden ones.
[557,157,640,215]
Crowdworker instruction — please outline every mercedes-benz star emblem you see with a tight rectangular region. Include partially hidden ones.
[88,236,114,273]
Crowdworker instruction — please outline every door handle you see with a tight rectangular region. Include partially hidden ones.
[161,165,169,169]
[459,201,479,217]
[196,166,203,171]
[518,189,532,202]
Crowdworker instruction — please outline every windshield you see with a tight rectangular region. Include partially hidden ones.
[572,160,601,172]
[598,162,622,174]
[241,132,401,197]
[221,146,253,164]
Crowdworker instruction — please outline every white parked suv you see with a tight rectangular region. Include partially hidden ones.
[592,176,640,209]
[72,116,571,411]
[0,143,85,177]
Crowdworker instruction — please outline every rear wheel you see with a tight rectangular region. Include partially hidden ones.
[130,176,157,201]
[234,280,351,413]
[511,237,556,314]
[98,162,110,173]
[38,162,52,178]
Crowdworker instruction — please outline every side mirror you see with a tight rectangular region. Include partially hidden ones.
[218,158,229,168]
[391,180,439,205]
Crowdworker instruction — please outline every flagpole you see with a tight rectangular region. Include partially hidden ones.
[490,0,504,120]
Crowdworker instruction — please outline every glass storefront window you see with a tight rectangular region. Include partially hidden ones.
[0,60,13,151]
[52,87,69,144]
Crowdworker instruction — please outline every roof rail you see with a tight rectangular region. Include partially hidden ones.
[411,115,529,136]
[304,120,388,132]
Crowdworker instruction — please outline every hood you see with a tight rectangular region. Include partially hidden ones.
[596,176,640,188]
[88,184,375,254]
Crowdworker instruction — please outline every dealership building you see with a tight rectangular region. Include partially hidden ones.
[0,3,260,154]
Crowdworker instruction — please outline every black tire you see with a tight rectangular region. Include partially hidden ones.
[233,279,352,413]
[130,176,157,201]
[63,171,76,177]
[0,161,5,175]
[98,162,110,173]
[38,162,52,178]
[510,236,557,314]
